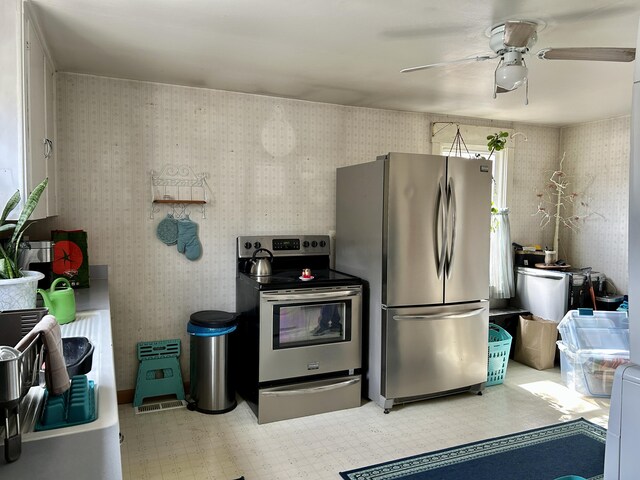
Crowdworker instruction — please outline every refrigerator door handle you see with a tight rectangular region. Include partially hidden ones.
[436,177,447,279]
[393,307,485,321]
[445,177,457,278]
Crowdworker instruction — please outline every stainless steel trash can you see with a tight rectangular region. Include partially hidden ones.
[187,310,238,414]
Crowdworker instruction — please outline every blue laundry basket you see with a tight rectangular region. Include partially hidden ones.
[487,323,512,386]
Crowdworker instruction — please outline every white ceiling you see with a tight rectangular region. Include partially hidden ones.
[30,0,640,126]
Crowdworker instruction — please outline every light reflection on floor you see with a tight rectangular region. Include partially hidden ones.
[518,379,610,427]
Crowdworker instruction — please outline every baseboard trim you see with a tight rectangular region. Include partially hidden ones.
[117,389,134,404]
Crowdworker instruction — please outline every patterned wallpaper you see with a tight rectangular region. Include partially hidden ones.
[38,73,610,390]
[559,117,630,295]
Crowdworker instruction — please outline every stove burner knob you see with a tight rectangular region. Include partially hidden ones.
[244,242,252,250]
[303,241,310,248]
[311,241,318,248]
[254,241,261,249]
[319,240,326,247]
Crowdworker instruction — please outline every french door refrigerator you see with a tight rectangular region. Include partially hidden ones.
[336,152,493,412]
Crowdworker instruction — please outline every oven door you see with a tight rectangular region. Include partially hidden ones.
[259,286,362,382]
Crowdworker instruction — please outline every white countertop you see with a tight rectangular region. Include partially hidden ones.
[0,275,123,479]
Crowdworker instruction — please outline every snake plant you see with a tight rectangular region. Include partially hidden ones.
[0,178,48,279]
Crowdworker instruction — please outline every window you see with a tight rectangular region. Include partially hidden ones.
[438,144,507,209]
[431,124,513,209]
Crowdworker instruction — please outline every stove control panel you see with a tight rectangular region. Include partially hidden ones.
[272,238,300,251]
[237,235,330,258]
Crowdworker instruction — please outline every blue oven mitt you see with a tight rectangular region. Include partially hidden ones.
[156,214,179,245]
[177,217,202,260]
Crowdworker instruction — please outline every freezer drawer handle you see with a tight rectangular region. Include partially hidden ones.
[393,307,485,321]
[262,290,360,302]
[518,271,564,281]
[260,377,360,396]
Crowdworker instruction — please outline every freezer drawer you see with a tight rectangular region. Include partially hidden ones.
[382,301,488,400]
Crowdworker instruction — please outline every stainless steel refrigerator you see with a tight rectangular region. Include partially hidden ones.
[336,152,492,412]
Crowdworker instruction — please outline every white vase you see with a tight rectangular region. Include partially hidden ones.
[0,271,45,311]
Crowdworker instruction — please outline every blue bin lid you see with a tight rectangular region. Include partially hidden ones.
[187,322,236,337]
[190,310,238,328]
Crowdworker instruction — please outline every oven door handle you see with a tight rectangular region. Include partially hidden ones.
[260,377,360,396]
[393,307,485,321]
[262,290,360,302]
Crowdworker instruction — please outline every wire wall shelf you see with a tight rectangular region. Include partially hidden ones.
[150,165,212,219]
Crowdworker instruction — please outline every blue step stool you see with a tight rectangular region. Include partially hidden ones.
[133,339,185,407]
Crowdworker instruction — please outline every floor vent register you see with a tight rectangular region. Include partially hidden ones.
[134,399,188,415]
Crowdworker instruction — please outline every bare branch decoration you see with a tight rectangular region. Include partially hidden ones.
[532,152,605,253]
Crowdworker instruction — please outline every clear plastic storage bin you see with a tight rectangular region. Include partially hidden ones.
[556,309,630,397]
[557,310,629,351]
[557,341,629,397]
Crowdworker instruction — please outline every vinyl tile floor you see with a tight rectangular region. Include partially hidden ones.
[118,361,611,480]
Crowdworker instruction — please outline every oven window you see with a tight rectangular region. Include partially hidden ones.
[273,301,351,349]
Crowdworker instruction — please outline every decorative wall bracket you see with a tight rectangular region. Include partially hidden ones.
[150,165,212,219]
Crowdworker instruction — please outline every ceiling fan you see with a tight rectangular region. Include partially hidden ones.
[400,20,636,105]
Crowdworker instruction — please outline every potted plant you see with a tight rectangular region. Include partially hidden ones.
[0,178,48,310]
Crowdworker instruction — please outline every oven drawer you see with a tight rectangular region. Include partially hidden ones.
[257,374,361,424]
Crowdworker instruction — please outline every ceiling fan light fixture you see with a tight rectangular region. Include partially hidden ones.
[495,51,528,91]
[495,63,528,90]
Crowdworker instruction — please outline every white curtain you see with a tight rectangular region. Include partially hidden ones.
[490,208,515,299]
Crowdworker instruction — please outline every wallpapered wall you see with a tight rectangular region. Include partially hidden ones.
[559,116,630,294]
[38,73,599,390]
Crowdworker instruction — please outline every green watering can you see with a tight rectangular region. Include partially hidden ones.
[38,278,76,325]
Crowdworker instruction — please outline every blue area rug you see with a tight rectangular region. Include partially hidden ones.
[340,418,606,480]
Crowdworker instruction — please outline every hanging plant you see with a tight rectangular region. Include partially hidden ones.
[486,131,509,160]
[486,132,508,231]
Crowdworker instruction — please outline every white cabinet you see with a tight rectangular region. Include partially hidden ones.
[0,1,56,220]
[24,7,57,218]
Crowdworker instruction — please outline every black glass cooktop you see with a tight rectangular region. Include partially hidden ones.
[239,269,362,289]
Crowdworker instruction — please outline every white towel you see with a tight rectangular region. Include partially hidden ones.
[16,314,70,395]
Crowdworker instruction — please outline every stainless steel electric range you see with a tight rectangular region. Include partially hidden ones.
[234,235,363,424]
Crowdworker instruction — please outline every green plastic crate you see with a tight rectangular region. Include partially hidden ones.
[487,323,512,386]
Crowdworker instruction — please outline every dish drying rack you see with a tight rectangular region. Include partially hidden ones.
[0,308,44,463]
[150,165,212,219]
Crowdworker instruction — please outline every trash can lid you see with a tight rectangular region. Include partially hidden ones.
[187,322,236,337]
[190,310,238,328]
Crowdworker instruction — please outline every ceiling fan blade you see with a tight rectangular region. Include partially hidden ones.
[495,86,510,94]
[400,54,498,73]
[503,20,537,48]
[537,47,635,62]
